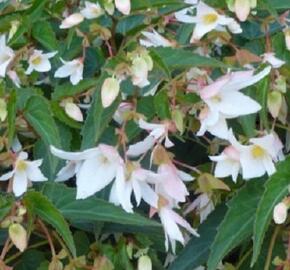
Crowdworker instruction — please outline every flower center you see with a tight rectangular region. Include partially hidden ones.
[251,145,265,158]
[202,13,218,25]
[31,56,42,65]
[16,160,27,171]
[210,95,222,103]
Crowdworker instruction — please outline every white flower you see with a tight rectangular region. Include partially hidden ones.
[210,131,241,182]
[80,1,104,19]
[127,119,174,157]
[158,202,199,252]
[238,133,283,179]
[0,35,15,77]
[197,66,271,139]
[109,162,159,212]
[262,53,285,68]
[184,193,214,223]
[140,30,173,48]
[156,162,193,205]
[115,0,131,15]
[101,77,120,108]
[175,2,242,41]
[131,56,153,88]
[273,202,288,224]
[0,152,47,197]
[26,50,57,74]
[60,13,84,29]
[113,102,133,124]
[51,145,123,199]
[54,58,84,85]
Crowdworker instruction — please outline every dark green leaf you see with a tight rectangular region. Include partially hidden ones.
[23,191,76,257]
[154,89,171,119]
[207,180,265,270]
[169,205,227,270]
[252,157,290,266]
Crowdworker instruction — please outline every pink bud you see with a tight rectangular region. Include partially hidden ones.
[273,202,287,224]
[115,0,131,15]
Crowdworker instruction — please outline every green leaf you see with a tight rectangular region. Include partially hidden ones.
[150,49,171,79]
[151,47,228,69]
[168,205,227,270]
[41,182,161,228]
[23,191,76,257]
[0,194,13,221]
[52,79,98,101]
[24,96,61,178]
[7,90,17,147]
[207,180,265,270]
[251,157,290,266]
[15,250,46,270]
[266,0,290,9]
[154,89,171,119]
[32,21,58,51]
[81,76,121,149]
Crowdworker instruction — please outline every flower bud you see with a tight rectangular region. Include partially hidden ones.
[64,102,83,122]
[0,98,7,122]
[115,0,131,15]
[60,13,84,29]
[273,202,288,224]
[101,77,120,108]
[138,255,152,270]
[9,223,27,252]
[267,91,282,118]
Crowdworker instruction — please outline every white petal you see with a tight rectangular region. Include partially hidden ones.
[139,182,158,208]
[13,171,28,197]
[26,161,47,182]
[115,0,131,15]
[126,136,155,157]
[56,161,78,181]
[0,170,15,181]
[50,145,99,161]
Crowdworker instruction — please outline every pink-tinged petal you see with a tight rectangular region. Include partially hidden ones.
[200,75,229,99]
[50,145,99,161]
[176,170,194,182]
[13,171,28,197]
[60,13,84,29]
[234,0,250,22]
[115,0,131,15]
[127,136,155,157]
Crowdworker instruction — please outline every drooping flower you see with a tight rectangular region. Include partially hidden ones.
[60,13,84,29]
[26,50,57,74]
[197,66,271,139]
[51,145,123,199]
[7,70,21,88]
[115,0,131,15]
[109,162,159,212]
[175,1,242,41]
[262,53,285,68]
[140,30,173,48]
[101,77,120,108]
[80,1,104,19]
[127,119,175,157]
[0,152,47,197]
[0,35,15,77]
[238,133,283,179]
[54,58,84,85]
[158,198,199,252]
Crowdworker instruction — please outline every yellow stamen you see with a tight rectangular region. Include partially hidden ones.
[31,56,42,65]
[202,13,218,25]
[16,160,27,171]
[251,145,265,158]
[211,95,222,103]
